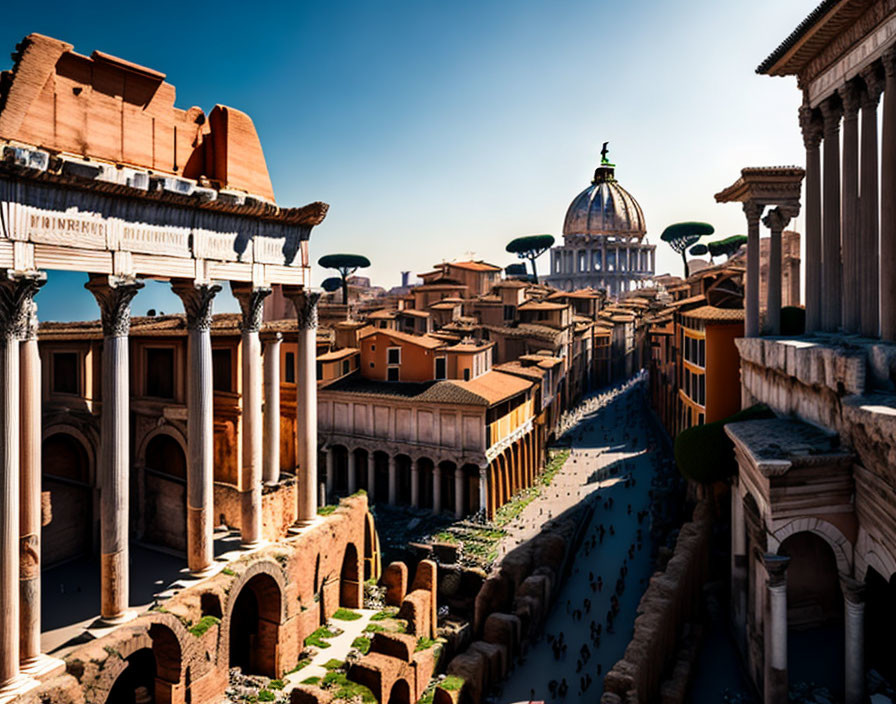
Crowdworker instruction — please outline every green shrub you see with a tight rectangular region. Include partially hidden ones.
[317,505,336,516]
[268,679,285,690]
[415,637,436,652]
[674,404,775,484]
[221,567,236,576]
[351,636,371,654]
[188,615,220,638]
[441,675,464,691]
[301,676,320,685]
[304,626,336,649]
[321,672,377,703]
[257,691,275,702]
[323,659,344,671]
[370,607,398,621]
[363,623,386,633]
[332,608,361,621]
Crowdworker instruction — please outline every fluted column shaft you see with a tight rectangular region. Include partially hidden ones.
[800,106,824,333]
[233,285,270,546]
[821,98,843,332]
[764,555,790,704]
[410,464,420,508]
[479,465,488,515]
[348,451,357,495]
[860,67,883,337]
[172,280,220,572]
[262,334,282,485]
[388,457,397,505]
[285,290,321,523]
[841,83,861,332]
[433,464,441,514]
[841,577,865,704]
[87,275,142,619]
[0,272,43,691]
[367,454,375,502]
[454,467,464,518]
[744,201,763,337]
[882,51,896,340]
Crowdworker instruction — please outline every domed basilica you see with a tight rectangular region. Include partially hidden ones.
[546,147,655,296]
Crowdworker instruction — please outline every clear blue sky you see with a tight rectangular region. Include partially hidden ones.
[1,0,812,321]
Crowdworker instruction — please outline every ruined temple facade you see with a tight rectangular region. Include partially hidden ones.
[0,33,387,704]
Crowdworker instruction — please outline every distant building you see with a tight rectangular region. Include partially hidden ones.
[547,152,656,296]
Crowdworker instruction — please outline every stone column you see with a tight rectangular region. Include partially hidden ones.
[479,464,489,515]
[410,462,420,508]
[840,82,861,333]
[232,285,270,547]
[367,453,376,502]
[432,464,441,514]
[744,201,763,337]
[762,208,796,336]
[882,49,896,340]
[388,457,397,505]
[763,554,790,704]
[347,451,357,495]
[172,280,220,573]
[0,271,42,696]
[800,105,824,333]
[87,275,142,620]
[841,576,865,704]
[325,449,334,497]
[283,289,321,523]
[820,96,843,333]
[730,484,747,650]
[262,333,282,486]
[454,467,464,518]
[860,66,883,338]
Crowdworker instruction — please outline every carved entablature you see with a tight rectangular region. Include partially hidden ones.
[715,167,805,215]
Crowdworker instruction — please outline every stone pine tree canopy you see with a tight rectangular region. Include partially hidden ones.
[318,253,371,304]
[320,276,343,293]
[708,235,748,260]
[674,404,775,484]
[660,222,714,277]
[689,243,709,257]
[506,234,556,283]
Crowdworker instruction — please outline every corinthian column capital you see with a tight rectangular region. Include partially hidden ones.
[231,283,272,333]
[85,275,144,338]
[839,80,862,118]
[799,106,823,150]
[819,95,843,134]
[172,279,222,331]
[861,65,884,108]
[763,553,790,587]
[284,287,322,330]
[0,270,45,340]
[743,200,764,224]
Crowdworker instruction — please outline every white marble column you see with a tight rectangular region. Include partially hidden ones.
[262,332,282,486]
[840,576,865,704]
[764,555,790,704]
[87,275,142,621]
[744,201,763,337]
[800,105,824,333]
[172,280,220,573]
[232,284,271,547]
[840,82,861,333]
[860,67,883,338]
[881,49,896,340]
[820,96,843,333]
[0,272,42,697]
[325,449,334,498]
[432,464,442,514]
[366,453,375,502]
[454,467,464,518]
[348,450,357,495]
[388,457,397,505]
[478,464,488,514]
[284,289,321,523]
[410,463,420,508]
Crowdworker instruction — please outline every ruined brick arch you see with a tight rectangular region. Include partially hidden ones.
[387,677,412,704]
[363,512,379,581]
[340,542,363,608]
[222,560,288,677]
[769,517,853,575]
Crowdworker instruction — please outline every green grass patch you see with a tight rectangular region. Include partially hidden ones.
[541,449,570,486]
[441,675,465,691]
[415,637,436,652]
[301,676,320,685]
[257,690,275,702]
[286,659,311,674]
[221,567,236,576]
[351,636,371,654]
[321,672,377,704]
[323,658,344,671]
[331,608,361,621]
[432,531,457,544]
[370,607,398,621]
[363,623,386,633]
[268,679,285,690]
[304,626,336,649]
[188,615,220,638]
[317,505,337,516]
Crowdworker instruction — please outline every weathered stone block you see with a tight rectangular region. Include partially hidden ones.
[383,562,408,607]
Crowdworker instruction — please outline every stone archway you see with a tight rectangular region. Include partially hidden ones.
[340,543,362,608]
[143,432,187,552]
[41,431,93,566]
[331,445,349,497]
[104,623,182,704]
[387,678,411,704]
[439,461,457,515]
[229,573,282,677]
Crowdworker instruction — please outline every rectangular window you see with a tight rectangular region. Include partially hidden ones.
[342,359,350,376]
[435,357,447,380]
[463,368,471,381]
[316,361,323,380]
[285,352,295,383]
[387,366,399,381]
[387,347,401,365]
[503,305,515,321]
[145,348,175,399]
[212,348,232,392]
[52,352,79,395]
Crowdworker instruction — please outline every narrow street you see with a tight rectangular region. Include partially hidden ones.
[497,378,672,703]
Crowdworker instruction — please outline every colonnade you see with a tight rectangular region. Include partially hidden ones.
[0,269,320,697]
[799,50,896,338]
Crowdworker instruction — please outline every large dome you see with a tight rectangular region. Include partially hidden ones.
[563,161,646,240]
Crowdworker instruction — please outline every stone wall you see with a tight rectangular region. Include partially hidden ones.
[22,494,376,704]
[213,477,297,541]
[601,500,712,704]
